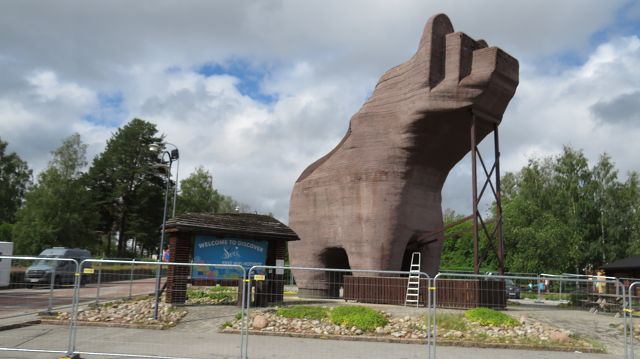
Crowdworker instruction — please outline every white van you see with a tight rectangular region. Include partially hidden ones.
[25,247,91,287]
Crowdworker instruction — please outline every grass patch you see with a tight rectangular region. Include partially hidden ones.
[464,307,519,327]
[573,334,607,352]
[425,312,467,331]
[521,292,571,301]
[330,306,388,331]
[92,264,157,271]
[277,306,328,320]
[187,286,236,303]
[545,293,570,301]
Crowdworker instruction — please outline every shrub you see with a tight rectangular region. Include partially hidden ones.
[424,313,466,331]
[568,293,588,306]
[545,293,570,301]
[277,306,328,320]
[464,307,519,327]
[330,306,388,331]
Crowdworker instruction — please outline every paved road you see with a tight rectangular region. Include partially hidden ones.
[0,278,161,320]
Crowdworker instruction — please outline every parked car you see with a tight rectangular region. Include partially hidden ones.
[25,247,91,287]
[505,278,521,299]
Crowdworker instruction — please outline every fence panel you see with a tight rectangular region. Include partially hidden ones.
[628,281,640,358]
[434,272,627,357]
[66,259,246,359]
[5,256,635,359]
[243,266,432,359]
[0,255,79,357]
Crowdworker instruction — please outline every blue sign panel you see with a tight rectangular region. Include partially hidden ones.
[192,236,267,280]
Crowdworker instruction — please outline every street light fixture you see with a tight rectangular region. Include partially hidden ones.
[149,142,180,216]
[149,141,180,320]
[148,143,161,152]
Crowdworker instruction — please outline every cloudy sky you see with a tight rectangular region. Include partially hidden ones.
[1,1,639,222]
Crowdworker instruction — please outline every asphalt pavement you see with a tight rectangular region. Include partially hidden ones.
[0,323,625,359]
[0,278,159,320]
[0,303,628,359]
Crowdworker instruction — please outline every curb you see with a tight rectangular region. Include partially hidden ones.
[40,319,167,330]
[0,320,41,332]
[222,328,428,344]
[221,329,605,353]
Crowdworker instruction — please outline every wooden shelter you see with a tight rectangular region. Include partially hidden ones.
[163,213,299,305]
[603,256,640,280]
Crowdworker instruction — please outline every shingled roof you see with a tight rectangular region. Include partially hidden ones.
[602,256,640,270]
[164,212,299,241]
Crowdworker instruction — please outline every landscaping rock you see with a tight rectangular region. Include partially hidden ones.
[227,307,601,352]
[56,297,186,328]
[550,331,570,343]
[252,315,268,329]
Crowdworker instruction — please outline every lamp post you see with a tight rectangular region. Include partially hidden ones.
[149,142,179,320]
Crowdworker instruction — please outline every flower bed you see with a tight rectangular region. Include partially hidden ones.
[223,305,604,352]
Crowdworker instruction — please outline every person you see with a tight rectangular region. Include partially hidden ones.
[163,245,170,262]
[528,282,533,291]
[595,270,606,294]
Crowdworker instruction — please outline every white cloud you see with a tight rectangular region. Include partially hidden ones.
[497,36,640,176]
[120,64,364,219]
[27,70,95,107]
[441,34,640,215]
[0,1,639,222]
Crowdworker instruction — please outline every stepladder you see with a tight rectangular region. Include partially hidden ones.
[405,252,421,307]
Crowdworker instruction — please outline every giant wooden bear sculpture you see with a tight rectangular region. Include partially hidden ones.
[288,14,519,294]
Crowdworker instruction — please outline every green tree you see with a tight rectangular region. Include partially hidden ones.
[86,119,166,256]
[440,209,499,272]
[176,166,240,214]
[442,146,640,274]
[503,150,587,273]
[12,134,98,254]
[502,146,640,274]
[589,155,640,264]
[0,138,31,230]
[440,210,474,271]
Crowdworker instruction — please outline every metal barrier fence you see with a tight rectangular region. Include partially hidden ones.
[0,255,80,358]
[72,259,246,359]
[243,266,433,359]
[0,256,246,359]
[627,281,640,358]
[434,272,629,358]
[1,256,638,359]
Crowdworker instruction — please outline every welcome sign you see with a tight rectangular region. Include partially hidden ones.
[192,235,268,280]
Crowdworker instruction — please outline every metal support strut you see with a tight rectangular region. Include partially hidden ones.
[470,111,505,275]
